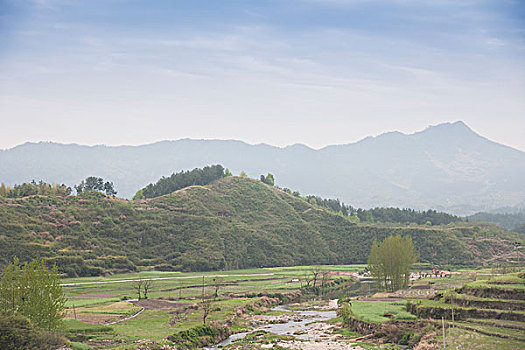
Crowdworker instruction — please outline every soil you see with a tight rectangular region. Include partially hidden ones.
[67,312,120,324]
[276,341,364,349]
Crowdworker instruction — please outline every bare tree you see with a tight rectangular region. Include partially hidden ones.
[310,266,322,288]
[143,280,154,299]
[201,298,214,325]
[303,272,312,287]
[320,270,330,289]
[133,279,144,300]
[211,277,224,299]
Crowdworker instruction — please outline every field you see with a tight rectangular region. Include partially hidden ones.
[61,265,364,348]
[348,300,417,323]
[57,265,525,349]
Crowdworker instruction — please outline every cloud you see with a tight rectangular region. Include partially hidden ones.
[0,0,523,151]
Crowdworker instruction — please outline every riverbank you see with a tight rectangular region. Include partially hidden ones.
[210,299,369,350]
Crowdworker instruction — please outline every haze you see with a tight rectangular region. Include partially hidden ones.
[1,0,524,150]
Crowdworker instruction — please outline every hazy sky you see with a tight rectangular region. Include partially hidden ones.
[1,0,524,150]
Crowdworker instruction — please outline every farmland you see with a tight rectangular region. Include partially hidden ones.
[58,264,525,350]
[61,265,363,348]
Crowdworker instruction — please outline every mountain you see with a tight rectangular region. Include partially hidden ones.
[1,121,524,215]
[466,212,525,231]
[0,177,521,276]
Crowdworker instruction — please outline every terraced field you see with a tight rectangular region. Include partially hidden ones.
[408,272,525,349]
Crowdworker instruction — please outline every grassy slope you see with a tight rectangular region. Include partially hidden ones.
[0,177,523,276]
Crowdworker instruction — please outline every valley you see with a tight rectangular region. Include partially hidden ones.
[59,266,524,349]
[1,173,523,349]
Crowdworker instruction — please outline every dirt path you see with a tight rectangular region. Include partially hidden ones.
[105,300,144,325]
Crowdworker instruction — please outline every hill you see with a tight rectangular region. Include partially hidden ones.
[1,121,524,215]
[0,177,522,276]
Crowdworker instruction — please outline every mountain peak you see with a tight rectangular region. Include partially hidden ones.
[421,120,474,134]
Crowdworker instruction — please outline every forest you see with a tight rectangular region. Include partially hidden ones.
[133,164,226,199]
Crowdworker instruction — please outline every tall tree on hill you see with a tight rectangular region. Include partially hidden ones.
[0,182,7,196]
[84,176,104,191]
[260,173,275,186]
[103,181,117,196]
[75,177,117,196]
[368,234,419,292]
[133,165,226,199]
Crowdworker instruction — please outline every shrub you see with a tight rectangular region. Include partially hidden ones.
[0,313,67,350]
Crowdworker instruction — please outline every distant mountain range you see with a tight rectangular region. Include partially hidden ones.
[1,121,524,215]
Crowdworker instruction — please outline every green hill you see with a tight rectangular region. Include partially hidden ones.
[0,177,522,276]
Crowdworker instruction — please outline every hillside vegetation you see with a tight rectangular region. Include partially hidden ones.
[467,212,525,231]
[0,177,522,277]
[133,164,226,199]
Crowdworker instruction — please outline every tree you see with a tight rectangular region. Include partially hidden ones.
[260,173,275,186]
[201,298,213,325]
[224,168,233,177]
[84,176,104,191]
[0,182,7,196]
[0,258,66,331]
[74,180,85,194]
[239,171,247,177]
[133,279,144,300]
[211,277,224,299]
[75,177,117,196]
[143,280,154,299]
[368,234,419,292]
[103,181,117,196]
[133,165,225,199]
[309,266,322,288]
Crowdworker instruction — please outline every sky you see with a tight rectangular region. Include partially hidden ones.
[1,0,524,151]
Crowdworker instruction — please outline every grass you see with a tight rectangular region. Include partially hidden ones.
[63,319,113,333]
[349,300,417,324]
[465,272,525,291]
[58,267,525,349]
[66,298,121,308]
[69,341,93,350]
[452,327,525,350]
[111,309,175,341]
[456,320,525,340]
[62,266,359,311]
[407,271,525,349]
[58,265,361,348]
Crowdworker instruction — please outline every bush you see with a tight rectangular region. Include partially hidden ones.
[167,324,229,349]
[0,313,66,350]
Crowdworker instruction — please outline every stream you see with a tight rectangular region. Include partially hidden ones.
[206,302,338,349]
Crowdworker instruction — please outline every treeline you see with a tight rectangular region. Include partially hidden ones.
[275,176,459,225]
[133,165,226,199]
[357,207,461,225]
[466,212,525,231]
[305,195,351,216]
[0,180,72,198]
[74,176,117,196]
[302,193,459,225]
